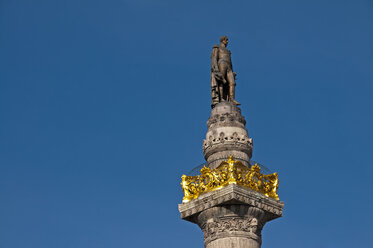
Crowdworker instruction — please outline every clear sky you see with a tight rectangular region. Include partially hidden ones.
[1,0,373,247]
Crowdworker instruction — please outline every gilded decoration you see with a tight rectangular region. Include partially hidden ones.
[181,156,279,203]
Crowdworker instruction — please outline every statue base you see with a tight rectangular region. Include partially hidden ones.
[203,102,253,169]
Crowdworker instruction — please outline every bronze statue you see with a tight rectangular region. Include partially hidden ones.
[211,36,240,107]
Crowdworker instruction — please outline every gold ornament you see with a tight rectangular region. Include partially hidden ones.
[181,156,279,203]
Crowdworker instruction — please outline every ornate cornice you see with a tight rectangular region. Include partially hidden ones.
[178,184,283,222]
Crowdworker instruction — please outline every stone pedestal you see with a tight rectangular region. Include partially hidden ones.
[203,102,253,169]
[179,184,284,248]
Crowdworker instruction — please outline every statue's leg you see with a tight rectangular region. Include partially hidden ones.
[218,84,224,101]
[218,63,229,101]
[227,70,240,105]
[218,63,228,84]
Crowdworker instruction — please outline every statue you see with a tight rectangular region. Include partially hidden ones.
[210,36,240,108]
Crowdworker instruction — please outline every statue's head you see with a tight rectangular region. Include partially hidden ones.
[220,35,229,45]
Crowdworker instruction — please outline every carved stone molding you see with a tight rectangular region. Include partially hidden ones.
[200,216,264,245]
[203,132,252,149]
[207,112,246,128]
[203,136,253,159]
[203,101,253,163]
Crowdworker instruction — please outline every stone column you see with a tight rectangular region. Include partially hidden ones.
[179,184,283,248]
[179,102,284,248]
[199,206,265,248]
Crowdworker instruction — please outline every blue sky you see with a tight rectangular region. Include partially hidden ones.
[1,0,373,247]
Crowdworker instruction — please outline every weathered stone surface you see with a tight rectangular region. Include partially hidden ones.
[178,184,284,248]
[203,102,253,168]
[206,237,261,248]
